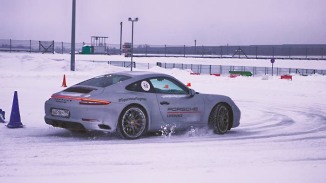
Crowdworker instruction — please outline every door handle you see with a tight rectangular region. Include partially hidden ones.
[160,101,170,105]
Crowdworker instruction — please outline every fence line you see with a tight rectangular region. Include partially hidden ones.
[105,60,326,76]
[155,62,326,76]
[1,39,326,60]
[133,45,326,60]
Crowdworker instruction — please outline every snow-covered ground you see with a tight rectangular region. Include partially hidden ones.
[0,52,325,183]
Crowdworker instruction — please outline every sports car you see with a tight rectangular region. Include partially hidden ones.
[44,71,240,139]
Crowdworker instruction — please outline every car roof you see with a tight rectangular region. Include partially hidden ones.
[98,71,176,90]
[113,71,170,78]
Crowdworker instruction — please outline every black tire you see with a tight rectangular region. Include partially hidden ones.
[209,103,232,134]
[117,105,148,139]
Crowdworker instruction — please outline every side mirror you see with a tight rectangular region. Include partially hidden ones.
[189,89,196,97]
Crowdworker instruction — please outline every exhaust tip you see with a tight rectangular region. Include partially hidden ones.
[98,124,111,130]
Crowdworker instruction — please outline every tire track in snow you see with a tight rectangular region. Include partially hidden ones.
[221,102,326,142]
[32,102,326,143]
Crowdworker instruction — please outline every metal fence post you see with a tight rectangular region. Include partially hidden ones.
[202,45,204,57]
[184,45,186,57]
[220,46,222,58]
[52,41,55,54]
[265,67,267,75]
[253,67,256,76]
[255,46,258,59]
[165,45,167,57]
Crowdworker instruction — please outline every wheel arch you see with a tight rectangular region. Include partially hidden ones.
[117,103,150,132]
[208,102,234,130]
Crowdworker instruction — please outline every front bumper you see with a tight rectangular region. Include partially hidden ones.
[232,104,241,128]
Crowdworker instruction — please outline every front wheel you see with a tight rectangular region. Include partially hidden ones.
[210,103,232,134]
[118,105,147,139]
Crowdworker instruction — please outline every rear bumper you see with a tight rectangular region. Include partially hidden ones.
[44,98,122,132]
[45,118,86,131]
[44,117,113,132]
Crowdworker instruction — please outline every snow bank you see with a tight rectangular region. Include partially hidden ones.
[0,52,325,183]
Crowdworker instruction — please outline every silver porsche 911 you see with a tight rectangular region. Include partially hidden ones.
[44,71,240,139]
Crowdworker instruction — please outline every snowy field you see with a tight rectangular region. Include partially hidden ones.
[0,52,326,183]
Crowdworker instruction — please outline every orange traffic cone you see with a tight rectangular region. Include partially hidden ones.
[62,74,67,87]
[186,83,191,87]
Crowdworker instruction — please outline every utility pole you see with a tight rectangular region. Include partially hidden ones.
[128,17,138,71]
[70,0,76,71]
[194,39,197,54]
[120,22,123,55]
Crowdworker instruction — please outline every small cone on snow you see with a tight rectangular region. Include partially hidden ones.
[62,74,67,87]
[186,82,191,87]
[7,91,23,128]
[0,109,5,123]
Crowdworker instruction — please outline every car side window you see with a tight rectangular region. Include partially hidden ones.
[126,80,154,93]
[149,77,188,94]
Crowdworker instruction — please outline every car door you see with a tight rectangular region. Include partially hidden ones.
[149,77,205,126]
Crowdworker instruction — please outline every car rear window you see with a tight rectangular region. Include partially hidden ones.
[77,74,131,88]
[64,87,97,93]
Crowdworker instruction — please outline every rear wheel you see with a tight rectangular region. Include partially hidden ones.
[118,105,147,139]
[209,103,231,134]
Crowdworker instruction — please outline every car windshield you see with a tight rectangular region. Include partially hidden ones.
[77,74,131,87]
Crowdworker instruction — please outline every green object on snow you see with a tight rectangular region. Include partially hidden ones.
[229,71,253,76]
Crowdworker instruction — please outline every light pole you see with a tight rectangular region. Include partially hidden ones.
[194,39,197,55]
[70,0,76,71]
[128,17,138,71]
[119,22,123,55]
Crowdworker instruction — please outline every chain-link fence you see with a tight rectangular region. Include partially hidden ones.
[0,39,121,55]
[156,62,326,76]
[1,39,325,60]
[101,60,326,75]
[134,44,326,60]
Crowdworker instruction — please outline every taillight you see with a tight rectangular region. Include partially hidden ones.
[51,94,110,105]
[79,98,111,105]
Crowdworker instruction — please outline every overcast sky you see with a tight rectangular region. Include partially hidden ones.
[1,0,325,46]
